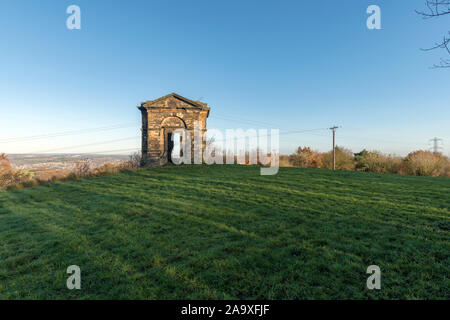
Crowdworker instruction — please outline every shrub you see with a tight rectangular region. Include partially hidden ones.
[0,170,33,189]
[0,153,35,188]
[279,155,294,167]
[354,150,371,172]
[321,147,355,170]
[92,163,122,176]
[354,150,403,174]
[129,152,142,168]
[289,147,323,168]
[74,159,92,176]
[402,150,449,177]
[383,155,403,174]
[20,179,39,188]
[0,153,11,172]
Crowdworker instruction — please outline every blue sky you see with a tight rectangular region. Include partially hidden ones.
[0,0,449,155]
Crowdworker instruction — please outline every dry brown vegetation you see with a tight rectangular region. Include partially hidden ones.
[30,169,71,181]
[288,147,450,177]
[354,150,403,174]
[0,153,34,189]
[0,153,142,190]
[0,153,11,171]
[321,147,355,170]
[402,150,450,177]
[288,147,323,168]
[2,147,449,190]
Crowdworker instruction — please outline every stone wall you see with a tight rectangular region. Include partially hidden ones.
[138,94,209,166]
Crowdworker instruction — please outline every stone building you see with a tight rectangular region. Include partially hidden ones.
[138,93,210,166]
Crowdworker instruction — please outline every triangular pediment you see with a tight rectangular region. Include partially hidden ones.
[140,93,209,110]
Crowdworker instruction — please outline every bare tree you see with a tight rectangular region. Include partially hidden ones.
[129,152,142,168]
[74,158,92,176]
[416,1,450,68]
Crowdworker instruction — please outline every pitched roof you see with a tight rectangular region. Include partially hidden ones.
[139,93,209,110]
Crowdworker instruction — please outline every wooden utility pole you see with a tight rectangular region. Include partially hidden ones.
[329,126,340,170]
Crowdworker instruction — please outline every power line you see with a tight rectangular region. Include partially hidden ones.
[56,127,327,153]
[0,122,138,144]
[334,134,418,145]
[31,136,139,154]
[211,113,288,128]
[48,148,140,156]
[197,112,450,149]
[82,148,139,155]
[27,127,326,155]
[209,127,330,144]
[210,114,329,134]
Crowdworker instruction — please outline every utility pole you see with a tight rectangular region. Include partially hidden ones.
[329,126,340,170]
[429,137,443,154]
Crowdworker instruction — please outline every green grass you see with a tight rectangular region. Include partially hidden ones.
[0,165,448,299]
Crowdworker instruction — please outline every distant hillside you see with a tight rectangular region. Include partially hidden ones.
[7,154,130,170]
[0,165,448,299]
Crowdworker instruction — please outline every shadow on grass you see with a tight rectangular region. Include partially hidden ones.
[0,165,448,299]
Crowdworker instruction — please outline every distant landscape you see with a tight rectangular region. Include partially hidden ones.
[1,147,449,190]
[5,154,130,180]
[8,154,129,170]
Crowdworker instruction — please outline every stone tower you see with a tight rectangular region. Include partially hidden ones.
[138,93,210,166]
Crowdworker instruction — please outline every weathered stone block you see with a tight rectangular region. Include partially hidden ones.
[138,93,210,166]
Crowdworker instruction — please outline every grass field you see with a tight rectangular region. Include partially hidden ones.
[0,165,448,299]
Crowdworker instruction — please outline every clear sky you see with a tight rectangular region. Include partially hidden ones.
[0,0,449,156]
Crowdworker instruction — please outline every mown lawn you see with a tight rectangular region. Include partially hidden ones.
[0,165,448,299]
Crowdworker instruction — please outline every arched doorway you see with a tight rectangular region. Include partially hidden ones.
[139,93,210,166]
[160,116,187,164]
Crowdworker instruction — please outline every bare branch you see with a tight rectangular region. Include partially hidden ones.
[416,1,450,68]
[430,58,450,68]
[416,0,450,18]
